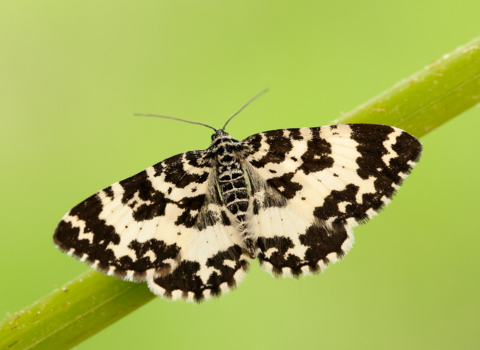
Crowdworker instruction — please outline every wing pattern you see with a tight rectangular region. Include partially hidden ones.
[54,151,249,302]
[242,124,422,277]
[55,123,422,302]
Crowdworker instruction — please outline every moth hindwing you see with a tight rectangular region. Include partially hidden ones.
[54,123,422,302]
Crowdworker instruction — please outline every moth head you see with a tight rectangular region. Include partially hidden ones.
[211,129,230,141]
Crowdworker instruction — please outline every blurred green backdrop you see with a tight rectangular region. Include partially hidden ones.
[1,1,480,349]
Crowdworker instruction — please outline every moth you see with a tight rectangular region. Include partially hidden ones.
[54,92,422,302]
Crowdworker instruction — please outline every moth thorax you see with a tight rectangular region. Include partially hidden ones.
[216,147,235,166]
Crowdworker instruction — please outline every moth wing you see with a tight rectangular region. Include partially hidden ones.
[54,150,249,302]
[242,124,422,276]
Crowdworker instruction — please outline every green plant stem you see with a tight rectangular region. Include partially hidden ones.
[334,37,480,137]
[1,36,480,350]
[0,271,154,349]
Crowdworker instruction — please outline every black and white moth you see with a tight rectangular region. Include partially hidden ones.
[54,98,422,303]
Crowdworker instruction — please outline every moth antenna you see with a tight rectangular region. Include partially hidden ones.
[134,113,217,131]
[223,89,268,130]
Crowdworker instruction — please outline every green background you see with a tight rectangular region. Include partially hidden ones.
[2,1,480,349]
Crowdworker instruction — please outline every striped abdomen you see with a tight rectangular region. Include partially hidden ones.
[216,144,253,255]
[218,161,249,221]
